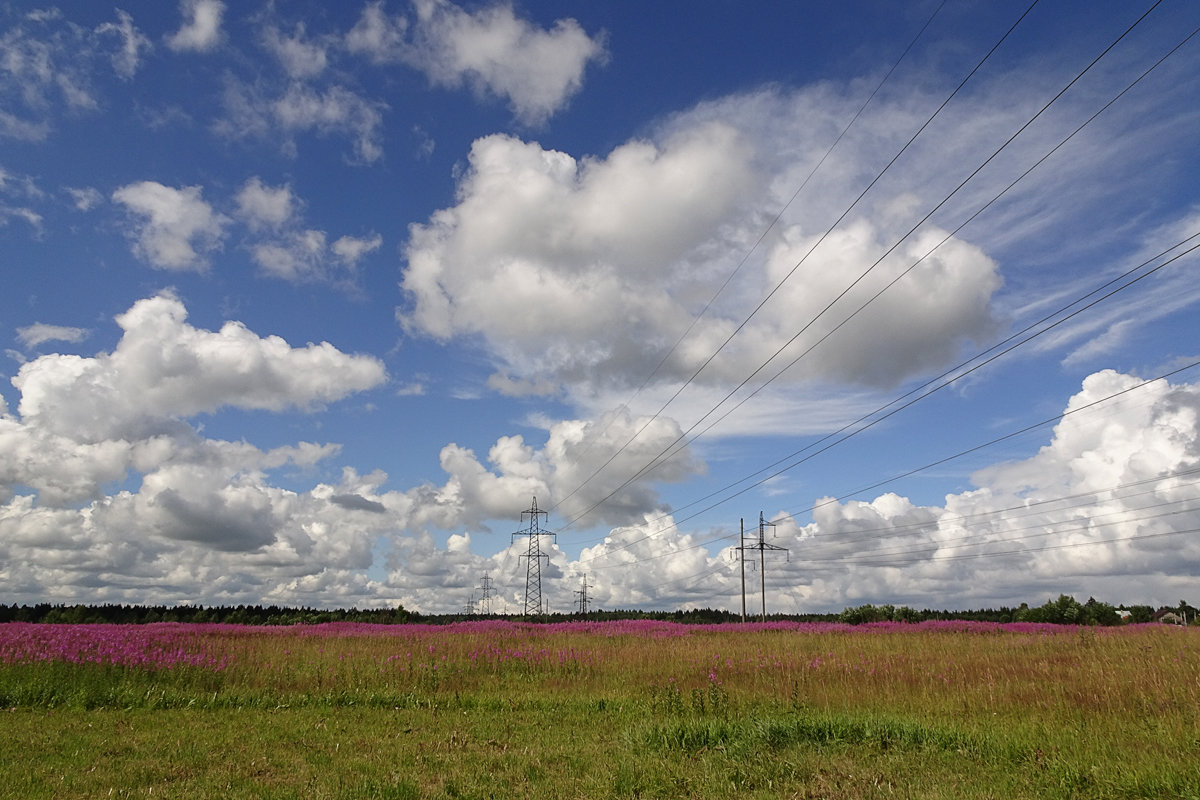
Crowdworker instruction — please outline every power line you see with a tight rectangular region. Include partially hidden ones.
[660,234,1200,531]
[560,1,1178,533]
[613,9,1191,503]
[548,0,950,516]
[805,492,1200,564]
[595,468,1200,596]
[735,512,788,622]
[580,359,1200,571]
[567,15,1200,549]
[573,231,1200,562]
[552,0,1043,525]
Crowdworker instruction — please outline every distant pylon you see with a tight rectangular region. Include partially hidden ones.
[574,573,593,616]
[512,496,555,616]
[476,573,495,615]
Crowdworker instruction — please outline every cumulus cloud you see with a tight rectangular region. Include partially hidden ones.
[272,83,385,163]
[250,229,328,281]
[330,493,387,513]
[12,292,387,443]
[373,368,1200,614]
[404,0,606,125]
[399,102,1006,414]
[4,363,1197,611]
[0,294,397,606]
[399,123,757,368]
[752,370,1200,613]
[234,176,297,231]
[346,0,606,125]
[395,407,702,532]
[332,232,383,266]
[112,181,229,271]
[167,0,224,53]
[233,176,383,282]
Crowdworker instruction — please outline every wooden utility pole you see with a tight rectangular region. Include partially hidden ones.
[737,511,788,622]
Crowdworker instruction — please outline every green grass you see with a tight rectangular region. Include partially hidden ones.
[1,623,1198,798]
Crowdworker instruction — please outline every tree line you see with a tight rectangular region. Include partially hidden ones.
[0,595,1194,626]
[0,603,412,626]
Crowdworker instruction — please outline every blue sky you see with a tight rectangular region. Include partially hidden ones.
[2,0,1199,614]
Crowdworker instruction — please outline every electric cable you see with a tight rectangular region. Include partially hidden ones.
[548,0,1043,519]
[547,0,951,515]
[579,358,1200,570]
[560,1,1174,532]
[564,15,1196,538]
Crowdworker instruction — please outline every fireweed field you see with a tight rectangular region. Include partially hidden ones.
[0,620,1197,799]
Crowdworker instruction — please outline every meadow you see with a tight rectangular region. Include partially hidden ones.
[0,619,1197,799]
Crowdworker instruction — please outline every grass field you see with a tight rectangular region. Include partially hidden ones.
[1,619,1197,799]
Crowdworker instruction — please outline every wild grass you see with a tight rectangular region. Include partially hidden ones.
[0,620,1197,798]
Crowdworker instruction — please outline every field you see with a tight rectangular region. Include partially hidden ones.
[0,620,1197,799]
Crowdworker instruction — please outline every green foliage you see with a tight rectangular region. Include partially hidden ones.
[0,602,412,626]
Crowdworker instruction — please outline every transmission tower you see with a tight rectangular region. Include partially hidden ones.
[736,511,789,622]
[512,496,555,616]
[475,573,495,615]
[463,592,476,615]
[574,573,593,616]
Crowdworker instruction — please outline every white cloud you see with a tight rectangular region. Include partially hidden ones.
[0,16,94,139]
[399,104,1003,410]
[0,164,43,231]
[400,123,756,350]
[112,181,229,271]
[395,407,702,532]
[12,292,387,443]
[346,0,606,125]
[250,229,328,281]
[371,369,1200,614]
[219,81,385,164]
[0,204,41,230]
[332,232,383,266]
[0,294,393,601]
[167,0,224,53]
[65,186,103,211]
[16,323,89,349]
[0,7,151,140]
[233,177,383,282]
[345,1,407,62]
[406,0,605,125]
[262,23,329,79]
[234,176,297,231]
[3,363,1196,611]
[272,83,385,163]
[399,62,1200,432]
[95,9,152,79]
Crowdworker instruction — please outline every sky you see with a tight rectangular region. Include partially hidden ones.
[2,0,1199,616]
